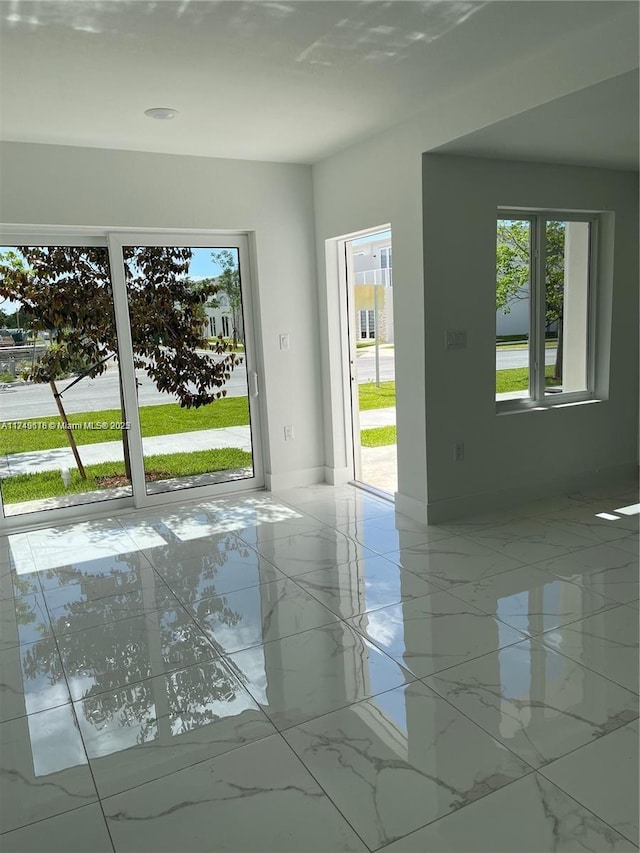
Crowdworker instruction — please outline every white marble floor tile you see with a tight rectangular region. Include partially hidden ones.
[469,518,595,563]
[439,508,526,535]
[299,495,392,527]
[0,591,51,651]
[380,772,637,852]
[145,539,285,599]
[0,705,98,833]
[347,590,527,678]
[1,533,38,576]
[291,554,438,619]
[43,576,179,638]
[228,620,415,731]
[423,638,639,768]
[237,513,327,545]
[283,680,532,850]
[56,604,218,702]
[512,492,597,517]
[37,551,151,595]
[102,734,367,852]
[535,605,639,694]
[607,534,639,558]
[386,536,525,588]
[447,564,618,636]
[270,483,360,507]
[187,577,339,654]
[533,543,639,604]
[27,522,140,571]
[0,803,113,853]
[75,657,277,797]
[538,504,639,543]
[252,527,379,578]
[541,721,639,845]
[0,638,69,722]
[334,513,452,555]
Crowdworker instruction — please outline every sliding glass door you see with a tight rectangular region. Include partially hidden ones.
[0,240,132,518]
[0,232,262,530]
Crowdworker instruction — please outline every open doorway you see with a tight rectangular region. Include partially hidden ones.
[345,229,397,496]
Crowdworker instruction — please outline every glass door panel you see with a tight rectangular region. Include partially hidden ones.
[121,244,256,496]
[0,244,132,518]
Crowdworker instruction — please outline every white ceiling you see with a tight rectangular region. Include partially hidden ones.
[0,1,637,165]
[434,71,639,172]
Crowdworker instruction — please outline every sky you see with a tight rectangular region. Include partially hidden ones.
[351,229,391,247]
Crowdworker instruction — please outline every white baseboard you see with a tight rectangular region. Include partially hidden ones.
[395,491,429,525]
[323,466,352,486]
[264,467,325,492]
[425,462,638,523]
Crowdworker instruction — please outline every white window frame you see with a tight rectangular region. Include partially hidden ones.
[496,209,599,413]
[0,228,264,533]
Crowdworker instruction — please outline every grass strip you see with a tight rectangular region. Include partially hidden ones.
[361,426,397,447]
[358,381,396,411]
[496,365,560,393]
[0,396,249,454]
[1,447,252,503]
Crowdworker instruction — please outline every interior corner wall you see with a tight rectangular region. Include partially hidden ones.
[422,154,639,520]
[0,141,323,488]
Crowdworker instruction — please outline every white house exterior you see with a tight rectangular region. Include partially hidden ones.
[350,235,394,343]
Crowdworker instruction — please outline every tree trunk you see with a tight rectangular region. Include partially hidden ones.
[49,379,87,479]
[554,314,563,381]
[118,372,132,481]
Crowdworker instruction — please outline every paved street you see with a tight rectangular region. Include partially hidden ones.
[0,346,556,422]
[0,357,250,420]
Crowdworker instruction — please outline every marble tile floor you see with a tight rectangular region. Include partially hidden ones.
[0,479,638,852]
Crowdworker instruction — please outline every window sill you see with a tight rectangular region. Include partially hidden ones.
[496,396,603,415]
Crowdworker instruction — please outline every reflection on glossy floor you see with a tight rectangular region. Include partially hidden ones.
[0,480,638,852]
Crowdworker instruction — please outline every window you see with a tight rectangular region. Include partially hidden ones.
[496,211,596,409]
[380,246,392,286]
[359,309,375,340]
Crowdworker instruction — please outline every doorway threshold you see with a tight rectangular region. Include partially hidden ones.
[350,480,394,504]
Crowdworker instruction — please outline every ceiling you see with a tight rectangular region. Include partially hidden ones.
[0,1,637,164]
[435,70,639,172]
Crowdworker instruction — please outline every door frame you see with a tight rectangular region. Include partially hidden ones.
[0,228,264,533]
[334,224,393,496]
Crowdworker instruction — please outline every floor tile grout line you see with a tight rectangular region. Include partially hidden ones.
[2,482,637,849]
[416,666,639,773]
[20,579,116,849]
[367,763,634,853]
[271,726,378,853]
[533,764,640,848]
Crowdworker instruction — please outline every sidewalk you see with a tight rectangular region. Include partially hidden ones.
[1,408,398,493]
[1,426,252,477]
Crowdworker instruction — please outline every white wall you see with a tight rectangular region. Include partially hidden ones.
[312,9,638,521]
[0,141,322,489]
[422,155,638,519]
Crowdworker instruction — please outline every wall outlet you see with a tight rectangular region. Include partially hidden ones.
[445,329,467,350]
[284,425,294,441]
[454,442,464,462]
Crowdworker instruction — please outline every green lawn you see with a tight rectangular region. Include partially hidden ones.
[496,365,560,394]
[358,381,396,411]
[361,426,396,447]
[0,397,249,454]
[1,447,252,504]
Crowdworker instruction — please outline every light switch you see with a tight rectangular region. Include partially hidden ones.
[279,333,290,350]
